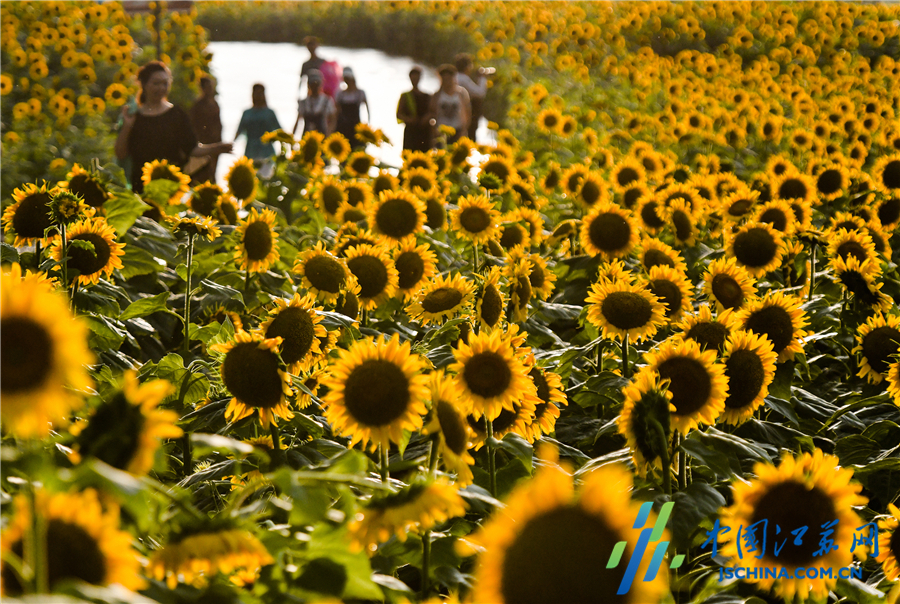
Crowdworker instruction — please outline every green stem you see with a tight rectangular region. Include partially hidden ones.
[650,420,671,496]
[596,339,604,371]
[182,234,195,356]
[485,416,497,497]
[181,434,192,478]
[29,482,48,594]
[244,267,251,296]
[422,529,432,598]
[269,423,281,453]
[380,444,389,484]
[621,333,630,379]
[427,435,440,479]
[676,432,687,491]
[34,241,41,271]
[808,242,816,301]
[361,309,369,328]
[59,222,68,293]
[473,241,481,273]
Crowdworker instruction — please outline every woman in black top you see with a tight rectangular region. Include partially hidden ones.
[335,67,369,148]
[115,61,232,193]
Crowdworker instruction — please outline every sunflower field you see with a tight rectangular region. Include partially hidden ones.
[4,1,900,603]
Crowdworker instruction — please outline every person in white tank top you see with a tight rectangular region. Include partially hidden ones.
[430,64,470,146]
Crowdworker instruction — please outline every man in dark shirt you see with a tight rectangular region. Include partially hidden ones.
[300,36,326,87]
[397,66,433,152]
[188,76,222,184]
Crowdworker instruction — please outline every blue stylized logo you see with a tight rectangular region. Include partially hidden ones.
[607,501,684,595]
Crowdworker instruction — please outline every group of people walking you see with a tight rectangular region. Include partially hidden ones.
[114,38,490,191]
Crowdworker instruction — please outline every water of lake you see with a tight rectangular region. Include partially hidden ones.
[207,41,491,183]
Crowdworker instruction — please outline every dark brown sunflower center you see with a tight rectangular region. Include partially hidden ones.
[881,159,900,189]
[345,187,366,206]
[622,187,644,209]
[649,279,682,318]
[750,480,837,567]
[68,174,107,207]
[463,351,512,398]
[321,185,344,215]
[658,356,712,416]
[867,229,886,254]
[600,291,653,330]
[836,240,869,263]
[459,206,491,234]
[342,359,410,426]
[643,249,675,270]
[778,178,807,200]
[337,291,360,320]
[222,342,284,409]
[711,274,744,309]
[422,287,464,314]
[861,326,900,375]
[350,155,373,174]
[727,199,754,217]
[265,307,315,365]
[484,161,510,183]
[629,389,672,463]
[374,176,394,194]
[243,221,273,261]
[724,349,765,409]
[589,213,631,253]
[744,305,794,355]
[686,321,729,351]
[733,227,777,270]
[347,255,388,299]
[425,197,446,230]
[376,198,419,239]
[436,400,467,455]
[878,198,900,226]
[500,505,628,604]
[890,524,900,560]
[395,251,426,290]
[529,367,551,402]
[74,393,145,470]
[191,188,220,217]
[580,180,602,205]
[0,316,54,394]
[409,174,433,193]
[228,166,255,200]
[68,232,112,278]
[2,519,107,595]
[543,170,560,190]
[480,284,503,327]
[817,170,843,195]
[616,167,639,187]
[304,254,346,293]
[759,208,788,232]
[672,210,692,242]
[219,199,238,225]
[500,224,525,249]
[529,265,546,290]
[641,201,665,229]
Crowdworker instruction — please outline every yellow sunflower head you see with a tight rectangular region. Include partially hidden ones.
[210,330,294,428]
[167,214,222,242]
[475,266,506,330]
[827,227,877,266]
[344,243,399,311]
[721,449,867,601]
[726,221,786,278]
[703,256,757,312]
[852,312,900,384]
[0,489,145,596]
[644,337,728,434]
[321,334,429,450]
[585,277,667,342]
[368,189,427,241]
[507,249,556,302]
[235,207,280,273]
[639,236,687,273]
[259,293,329,374]
[830,254,892,312]
[189,181,224,217]
[50,213,126,286]
[678,304,740,353]
[647,264,693,323]
[323,132,351,162]
[424,370,475,486]
[345,150,376,177]
[619,366,675,475]
[736,291,809,363]
[479,154,518,194]
[577,171,608,209]
[293,241,357,303]
[294,130,325,167]
[610,158,647,194]
[225,156,257,203]
[61,163,109,208]
[525,362,567,442]
[872,152,900,195]
[719,330,778,425]
[581,202,638,260]
[407,272,475,326]
[141,159,191,200]
[1,266,92,437]
[71,371,180,475]
[2,181,58,246]
[875,503,900,581]
[451,194,500,244]
[393,237,437,299]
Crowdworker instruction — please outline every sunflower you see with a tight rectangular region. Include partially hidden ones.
[581,202,638,260]
[61,163,109,208]
[211,330,294,428]
[644,337,728,434]
[647,264,693,322]
[148,526,273,589]
[349,480,468,553]
[636,197,666,234]
[773,171,817,205]
[876,503,900,581]
[618,366,675,476]
[1,266,92,437]
[168,214,222,242]
[610,158,647,194]
[506,261,534,323]
[576,171,608,209]
[296,365,327,410]
[71,371,181,475]
[678,305,740,352]
[404,166,439,197]
[814,163,850,200]
[462,457,669,604]
[853,312,900,384]
[344,243,399,311]
[508,249,556,301]
[497,218,532,253]
[467,398,536,446]
[333,223,379,257]
[536,107,563,134]
[726,222,786,278]
[403,150,437,173]
[450,327,537,421]
[294,242,356,303]
[321,335,429,450]
[224,156,257,202]
[373,169,399,194]
[345,150,375,177]
[864,221,892,259]
[718,330,778,425]
[217,195,240,225]
[259,293,328,374]
[663,199,698,247]
[524,363,568,441]
[315,176,346,219]
[830,255,892,312]
[141,159,191,201]
[720,450,866,602]
[368,189,427,241]
[323,132,351,162]
[393,237,437,299]
[344,180,375,208]
[736,291,809,363]
[2,181,58,246]
[480,154,518,194]
[0,489,144,596]
[639,236,687,273]
[451,195,500,244]
[476,267,506,330]
[189,181,223,217]
[702,256,757,312]
[422,370,475,485]
[235,207,280,273]
[407,273,475,326]
[355,122,382,146]
[50,213,125,286]
[827,227,877,265]
[873,153,900,194]
[294,130,325,167]
[540,162,561,193]
[585,277,667,342]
